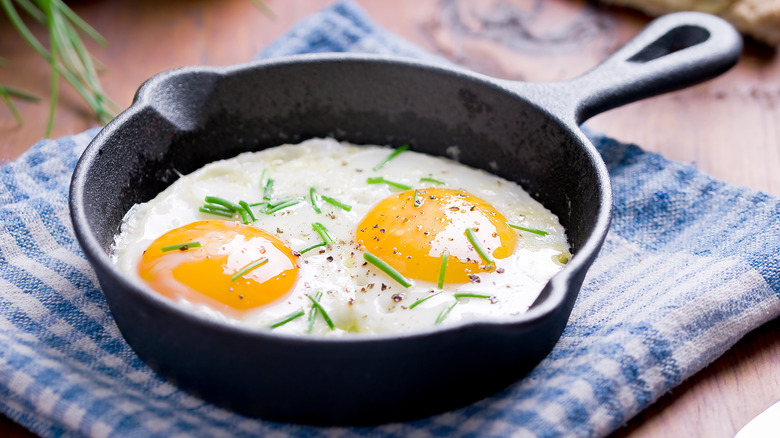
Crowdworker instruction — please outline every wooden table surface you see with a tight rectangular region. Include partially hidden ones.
[1,0,778,436]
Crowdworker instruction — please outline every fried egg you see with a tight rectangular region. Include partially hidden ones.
[112,138,571,336]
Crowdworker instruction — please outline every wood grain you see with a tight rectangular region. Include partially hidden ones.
[0,0,777,436]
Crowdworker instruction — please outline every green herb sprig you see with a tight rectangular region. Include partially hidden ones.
[268,308,305,329]
[1,0,271,136]
[363,251,412,288]
[306,291,323,333]
[435,294,492,324]
[264,197,303,214]
[408,291,441,310]
[435,301,458,324]
[201,196,253,224]
[465,227,494,267]
[372,144,410,171]
[312,222,333,245]
[419,177,445,185]
[309,187,322,214]
[1,0,118,136]
[366,176,412,191]
[506,223,549,236]
[230,257,268,282]
[160,241,201,253]
[307,293,335,330]
[298,242,327,254]
[437,250,449,289]
[320,195,352,212]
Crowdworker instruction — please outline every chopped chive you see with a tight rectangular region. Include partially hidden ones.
[265,197,292,208]
[506,223,549,236]
[265,198,303,214]
[420,177,445,185]
[465,227,494,266]
[203,203,234,213]
[249,201,268,208]
[230,257,269,282]
[321,195,352,212]
[269,309,305,329]
[199,206,234,218]
[263,178,274,200]
[308,293,335,330]
[306,291,323,333]
[373,144,410,171]
[414,189,423,208]
[438,250,449,289]
[299,242,327,254]
[204,196,239,212]
[408,291,442,310]
[366,176,413,190]
[435,300,458,324]
[453,293,492,300]
[236,206,251,224]
[363,251,412,288]
[239,200,257,222]
[309,187,322,214]
[312,222,333,245]
[161,241,201,252]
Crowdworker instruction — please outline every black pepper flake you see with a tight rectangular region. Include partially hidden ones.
[489,296,498,304]
[496,267,505,274]
[326,256,334,262]
[380,229,386,233]
[392,293,404,302]
[468,274,481,283]
[238,295,244,299]
[381,284,388,291]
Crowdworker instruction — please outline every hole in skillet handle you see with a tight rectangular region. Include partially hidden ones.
[628,25,710,62]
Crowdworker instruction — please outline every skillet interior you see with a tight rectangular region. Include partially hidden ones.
[72,56,608,424]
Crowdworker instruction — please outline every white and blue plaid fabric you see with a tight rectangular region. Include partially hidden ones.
[1,1,778,436]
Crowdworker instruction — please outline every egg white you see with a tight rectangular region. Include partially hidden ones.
[112,138,571,336]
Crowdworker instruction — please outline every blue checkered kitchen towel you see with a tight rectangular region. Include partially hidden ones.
[2,1,779,437]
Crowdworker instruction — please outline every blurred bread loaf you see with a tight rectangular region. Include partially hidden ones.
[598,0,780,45]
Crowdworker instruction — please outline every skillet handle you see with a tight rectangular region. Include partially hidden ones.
[516,12,742,125]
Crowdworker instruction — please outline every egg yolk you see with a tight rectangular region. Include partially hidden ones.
[356,188,516,284]
[138,220,299,313]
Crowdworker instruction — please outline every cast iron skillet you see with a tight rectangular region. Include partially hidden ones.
[70,12,741,425]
